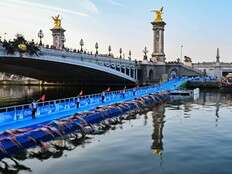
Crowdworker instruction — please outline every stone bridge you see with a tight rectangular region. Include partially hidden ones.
[0,46,138,86]
[138,63,202,85]
[0,46,202,86]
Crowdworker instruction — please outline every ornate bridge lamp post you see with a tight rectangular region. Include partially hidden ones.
[37,29,44,46]
[3,33,7,41]
[143,46,149,61]
[119,48,122,59]
[95,42,99,55]
[80,39,84,53]
[108,45,112,56]
[128,50,132,61]
[180,45,183,63]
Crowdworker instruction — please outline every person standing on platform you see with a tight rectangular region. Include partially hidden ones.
[122,86,126,98]
[30,94,45,119]
[101,91,105,103]
[76,97,80,108]
[133,88,136,96]
[77,90,83,108]
[88,96,91,104]
[31,99,37,119]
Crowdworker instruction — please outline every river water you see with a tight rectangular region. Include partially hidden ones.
[0,86,232,174]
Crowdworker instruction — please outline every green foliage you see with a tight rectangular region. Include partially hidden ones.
[179,82,187,89]
[2,34,40,56]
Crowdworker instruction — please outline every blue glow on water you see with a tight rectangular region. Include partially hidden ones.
[1,90,232,174]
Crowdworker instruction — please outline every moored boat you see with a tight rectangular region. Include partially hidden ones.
[169,88,200,101]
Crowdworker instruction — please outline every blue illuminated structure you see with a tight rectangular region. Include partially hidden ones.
[0,77,188,159]
[0,77,187,132]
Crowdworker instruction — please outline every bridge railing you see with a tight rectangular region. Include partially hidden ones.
[166,63,203,75]
[0,46,136,68]
[181,64,203,75]
[0,86,148,114]
[35,53,137,81]
[40,48,136,65]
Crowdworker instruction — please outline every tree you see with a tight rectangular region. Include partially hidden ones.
[2,34,40,56]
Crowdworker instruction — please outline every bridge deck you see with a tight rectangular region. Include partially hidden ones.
[0,78,187,132]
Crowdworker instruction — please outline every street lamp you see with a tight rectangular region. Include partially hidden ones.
[119,48,122,59]
[108,45,112,56]
[95,42,99,55]
[80,39,84,52]
[37,29,44,46]
[128,50,132,61]
[143,46,148,60]
[4,33,7,41]
[180,45,183,63]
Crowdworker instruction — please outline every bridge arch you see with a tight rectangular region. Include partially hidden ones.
[0,54,137,86]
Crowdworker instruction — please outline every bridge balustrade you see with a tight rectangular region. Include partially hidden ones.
[40,48,137,79]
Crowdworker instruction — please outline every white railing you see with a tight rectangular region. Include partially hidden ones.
[40,48,136,66]
[0,85,158,115]
[0,77,187,116]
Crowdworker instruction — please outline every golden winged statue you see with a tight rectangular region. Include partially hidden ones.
[52,15,62,29]
[153,7,164,22]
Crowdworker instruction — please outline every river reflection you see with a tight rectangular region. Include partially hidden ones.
[0,90,232,174]
[0,137,92,174]
[151,105,165,157]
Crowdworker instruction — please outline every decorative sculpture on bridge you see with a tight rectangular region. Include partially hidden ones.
[52,15,62,29]
[51,14,66,49]
[153,7,164,22]
[151,7,166,63]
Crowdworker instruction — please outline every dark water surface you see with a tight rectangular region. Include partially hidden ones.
[0,85,110,107]
[1,86,232,174]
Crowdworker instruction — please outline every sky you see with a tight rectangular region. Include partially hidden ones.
[0,0,231,62]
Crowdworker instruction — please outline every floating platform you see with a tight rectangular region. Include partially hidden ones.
[0,77,187,159]
[169,88,200,101]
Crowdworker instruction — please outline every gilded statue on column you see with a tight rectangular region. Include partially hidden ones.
[52,15,62,29]
[153,7,164,22]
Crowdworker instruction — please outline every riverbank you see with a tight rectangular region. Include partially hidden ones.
[0,80,66,86]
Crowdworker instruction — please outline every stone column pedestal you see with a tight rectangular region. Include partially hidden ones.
[151,21,166,64]
[50,28,66,50]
